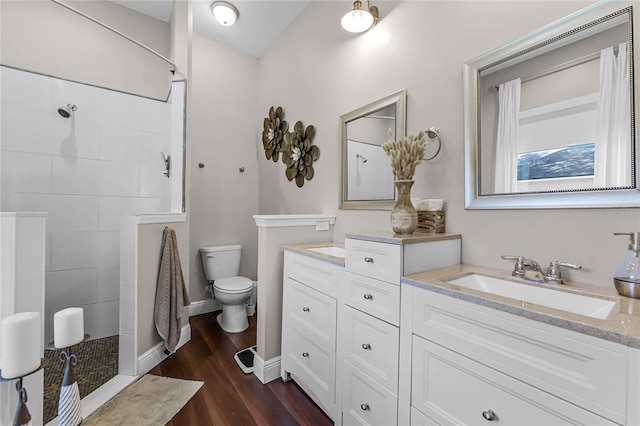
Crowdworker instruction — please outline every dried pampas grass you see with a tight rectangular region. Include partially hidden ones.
[382,130,427,180]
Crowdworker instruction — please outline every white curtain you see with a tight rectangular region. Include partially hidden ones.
[494,78,521,193]
[595,42,630,188]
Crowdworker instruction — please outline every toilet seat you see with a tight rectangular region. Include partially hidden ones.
[214,276,253,293]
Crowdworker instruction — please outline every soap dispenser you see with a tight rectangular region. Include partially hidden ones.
[613,232,640,299]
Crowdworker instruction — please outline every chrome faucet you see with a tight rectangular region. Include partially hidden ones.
[501,256,582,284]
[501,255,545,283]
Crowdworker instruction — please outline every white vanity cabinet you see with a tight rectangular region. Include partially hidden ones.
[281,250,344,422]
[342,235,461,426]
[405,287,629,425]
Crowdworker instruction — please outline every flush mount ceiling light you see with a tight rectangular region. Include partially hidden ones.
[211,1,239,26]
[341,0,378,33]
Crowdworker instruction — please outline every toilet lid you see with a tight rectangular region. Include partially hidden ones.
[214,276,253,292]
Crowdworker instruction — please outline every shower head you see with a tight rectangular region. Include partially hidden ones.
[58,103,77,118]
[356,153,368,163]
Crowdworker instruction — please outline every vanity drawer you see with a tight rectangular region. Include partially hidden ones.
[412,336,617,426]
[412,288,627,424]
[344,272,400,326]
[342,361,398,426]
[284,324,336,402]
[345,239,401,284]
[283,277,336,350]
[285,250,342,298]
[342,306,399,393]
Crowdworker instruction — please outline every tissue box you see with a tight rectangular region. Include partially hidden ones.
[416,210,445,234]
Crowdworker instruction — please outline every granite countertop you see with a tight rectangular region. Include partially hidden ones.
[345,231,461,245]
[284,242,345,266]
[403,264,640,349]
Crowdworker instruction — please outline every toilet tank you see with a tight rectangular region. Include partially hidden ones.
[200,244,242,281]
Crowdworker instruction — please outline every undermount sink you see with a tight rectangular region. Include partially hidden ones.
[308,246,345,258]
[448,274,616,319]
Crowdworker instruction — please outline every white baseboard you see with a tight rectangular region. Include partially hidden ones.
[188,298,221,316]
[253,354,281,384]
[137,323,191,375]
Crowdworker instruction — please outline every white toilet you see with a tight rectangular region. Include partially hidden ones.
[200,244,253,333]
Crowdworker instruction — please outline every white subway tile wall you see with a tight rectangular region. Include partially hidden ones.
[0,66,179,342]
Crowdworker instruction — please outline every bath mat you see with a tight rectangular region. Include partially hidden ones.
[82,374,203,425]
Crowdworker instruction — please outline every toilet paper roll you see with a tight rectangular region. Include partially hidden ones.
[1,312,41,379]
[54,307,84,349]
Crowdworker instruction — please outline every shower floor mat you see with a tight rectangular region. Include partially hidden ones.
[43,335,119,424]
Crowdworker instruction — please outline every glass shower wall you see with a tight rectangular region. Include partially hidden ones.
[0,66,184,344]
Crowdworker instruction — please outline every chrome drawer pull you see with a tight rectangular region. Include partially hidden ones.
[363,294,373,300]
[482,410,497,421]
[302,307,310,312]
[364,257,374,263]
[302,352,309,358]
[362,343,371,350]
[360,403,370,411]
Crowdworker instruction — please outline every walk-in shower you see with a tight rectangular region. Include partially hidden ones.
[1,65,186,423]
[57,103,77,118]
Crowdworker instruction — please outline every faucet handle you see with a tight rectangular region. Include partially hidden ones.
[501,255,525,277]
[546,260,582,284]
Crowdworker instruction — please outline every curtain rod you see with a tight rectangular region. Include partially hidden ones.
[488,51,602,92]
[50,0,177,75]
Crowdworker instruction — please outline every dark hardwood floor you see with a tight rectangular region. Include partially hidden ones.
[149,312,333,426]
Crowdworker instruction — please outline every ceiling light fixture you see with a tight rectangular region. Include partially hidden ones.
[341,0,378,33]
[211,1,239,27]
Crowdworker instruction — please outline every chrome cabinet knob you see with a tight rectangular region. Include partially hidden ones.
[360,403,370,411]
[482,410,497,421]
[363,294,373,300]
[364,257,374,263]
[302,352,309,358]
[362,343,371,350]
[302,307,310,312]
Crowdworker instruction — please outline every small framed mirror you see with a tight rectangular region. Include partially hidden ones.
[464,2,638,209]
[339,89,406,210]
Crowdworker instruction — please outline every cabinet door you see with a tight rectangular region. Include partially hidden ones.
[342,361,398,426]
[411,336,617,426]
[412,288,627,424]
[342,306,399,393]
[410,408,438,426]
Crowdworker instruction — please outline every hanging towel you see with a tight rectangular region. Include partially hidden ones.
[155,227,190,353]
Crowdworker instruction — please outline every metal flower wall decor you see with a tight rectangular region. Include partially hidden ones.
[283,121,320,188]
[262,106,288,162]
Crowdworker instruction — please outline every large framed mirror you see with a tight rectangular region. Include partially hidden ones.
[464,1,638,209]
[339,89,406,210]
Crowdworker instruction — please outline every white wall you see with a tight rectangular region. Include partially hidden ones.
[188,34,260,301]
[258,0,639,288]
[0,0,172,101]
[0,67,176,342]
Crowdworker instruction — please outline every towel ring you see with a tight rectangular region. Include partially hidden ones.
[424,127,442,161]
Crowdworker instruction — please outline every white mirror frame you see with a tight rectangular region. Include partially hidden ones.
[464,1,639,209]
[339,89,407,210]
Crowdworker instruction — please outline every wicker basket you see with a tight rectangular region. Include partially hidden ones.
[415,210,445,234]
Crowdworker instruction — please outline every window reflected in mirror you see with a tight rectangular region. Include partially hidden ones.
[464,2,637,209]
